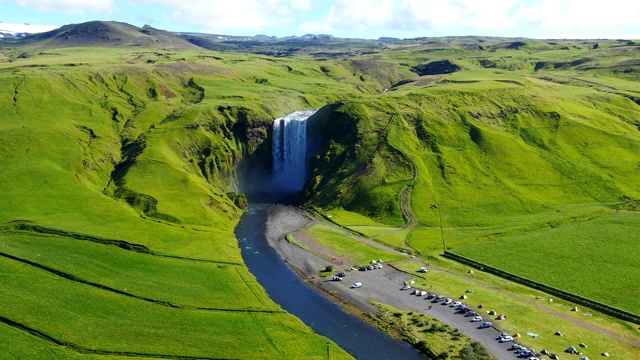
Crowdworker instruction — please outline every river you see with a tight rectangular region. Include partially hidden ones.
[236,201,427,359]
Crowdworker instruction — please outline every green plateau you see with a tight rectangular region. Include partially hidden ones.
[0,20,639,358]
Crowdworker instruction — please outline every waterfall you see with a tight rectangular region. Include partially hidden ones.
[272,110,317,192]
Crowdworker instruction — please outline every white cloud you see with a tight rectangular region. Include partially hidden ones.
[14,0,115,14]
[325,0,520,32]
[515,0,640,31]
[130,0,314,34]
[0,22,59,34]
[290,0,312,12]
[298,21,333,34]
[6,0,637,38]
[319,0,640,37]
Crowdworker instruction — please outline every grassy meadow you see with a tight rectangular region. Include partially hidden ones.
[305,224,405,265]
[454,210,640,313]
[1,25,639,358]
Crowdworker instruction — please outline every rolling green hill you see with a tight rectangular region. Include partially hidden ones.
[1,21,639,357]
[303,44,640,315]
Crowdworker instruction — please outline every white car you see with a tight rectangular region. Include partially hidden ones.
[470,316,483,322]
[443,299,453,305]
[478,322,492,328]
[401,285,411,290]
[450,301,462,307]
[351,282,362,288]
[499,335,513,343]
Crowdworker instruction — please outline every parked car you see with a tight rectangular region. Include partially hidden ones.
[366,265,374,270]
[470,316,483,322]
[478,322,492,329]
[499,335,514,343]
[351,282,362,288]
[443,298,453,305]
[401,285,411,290]
[336,272,346,277]
[510,344,522,351]
[419,267,428,273]
[464,311,477,317]
[450,301,462,307]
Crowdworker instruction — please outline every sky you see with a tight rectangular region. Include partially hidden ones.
[0,0,639,39]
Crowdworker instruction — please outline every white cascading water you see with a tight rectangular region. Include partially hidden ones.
[272,110,317,192]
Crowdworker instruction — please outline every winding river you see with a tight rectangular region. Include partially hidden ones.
[236,201,427,359]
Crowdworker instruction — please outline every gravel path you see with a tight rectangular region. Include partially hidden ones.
[265,204,519,359]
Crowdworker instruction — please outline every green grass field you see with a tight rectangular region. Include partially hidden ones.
[305,224,405,265]
[0,255,341,358]
[454,210,640,313]
[1,29,639,358]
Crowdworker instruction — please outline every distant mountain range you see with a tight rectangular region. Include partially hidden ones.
[0,20,393,56]
[0,20,377,43]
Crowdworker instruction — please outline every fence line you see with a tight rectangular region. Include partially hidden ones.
[443,251,640,325]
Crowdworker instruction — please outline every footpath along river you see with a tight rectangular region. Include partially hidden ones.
[236,202,427,360]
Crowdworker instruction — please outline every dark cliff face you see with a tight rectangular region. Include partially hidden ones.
[235,107,331,197]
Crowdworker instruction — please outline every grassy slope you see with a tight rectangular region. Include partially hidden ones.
[305,43,640,315]
[0,47,361,359]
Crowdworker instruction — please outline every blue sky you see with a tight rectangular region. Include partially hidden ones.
[1,0,639,39]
